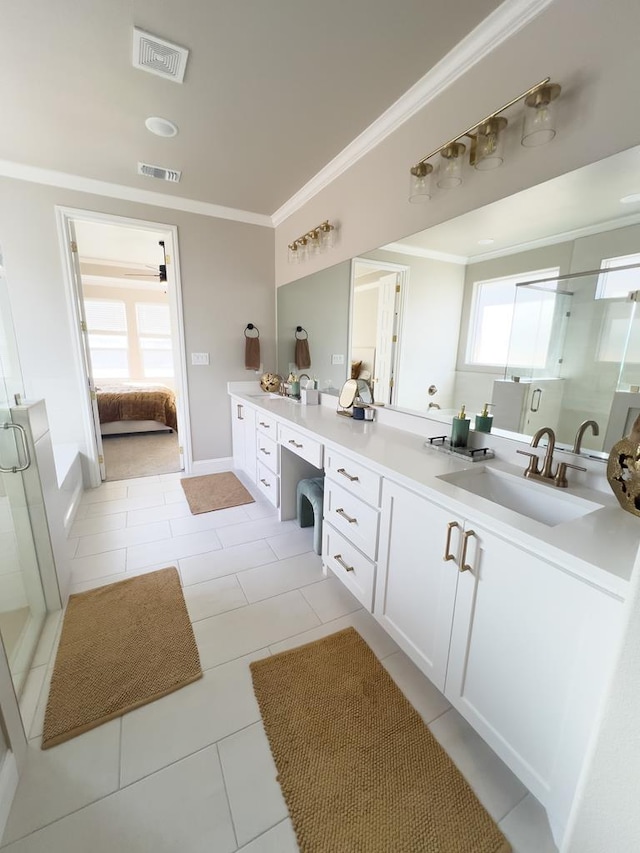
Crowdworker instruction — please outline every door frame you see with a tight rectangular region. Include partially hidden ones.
[348,258,408,406]
[55,207,192,487]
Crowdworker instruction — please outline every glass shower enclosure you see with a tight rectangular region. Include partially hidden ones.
[0,254,47,696]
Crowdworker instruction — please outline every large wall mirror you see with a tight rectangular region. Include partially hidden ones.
[277,144,640,458]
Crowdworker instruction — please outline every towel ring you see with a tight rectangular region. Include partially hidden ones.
[245,323,260,339]
[295,326,308,340]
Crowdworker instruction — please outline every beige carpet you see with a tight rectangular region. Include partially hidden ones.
[42,568,202,749]
[251,628,511,853]
[180,472,255,514]
[103,431,181,481]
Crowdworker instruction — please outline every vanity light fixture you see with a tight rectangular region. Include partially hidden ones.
[408,78,562,202]
[288,220,336,263]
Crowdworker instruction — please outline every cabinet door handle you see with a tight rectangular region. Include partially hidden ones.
[334,554,355,572]
[336,508,357,524]
[337,467,359,482]
[237,404,244,420]
[460,530,476,573]
[259,421,270,428]
[260,478,270,487]
[288,439,303,448]
[260,447,271,455]
[444,521,460,562]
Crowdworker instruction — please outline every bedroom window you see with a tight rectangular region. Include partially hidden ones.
[84,299,129,378]
[135,303,174,378]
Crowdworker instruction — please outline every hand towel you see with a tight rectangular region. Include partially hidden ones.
[245,336,261,370]
[295,337,311,370]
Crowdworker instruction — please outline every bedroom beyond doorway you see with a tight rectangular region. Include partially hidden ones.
[58,211,190,483]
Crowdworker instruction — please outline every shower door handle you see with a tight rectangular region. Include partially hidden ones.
[0,422,31,473]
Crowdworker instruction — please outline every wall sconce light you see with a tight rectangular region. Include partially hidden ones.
[408,78,562,202]
[288,220,336,263]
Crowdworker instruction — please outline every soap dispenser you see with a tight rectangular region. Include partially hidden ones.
[475,403,494,433]
[451,404,470,448]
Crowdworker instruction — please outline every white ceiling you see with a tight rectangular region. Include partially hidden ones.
[388,145,640,263]
[0,0,502,216]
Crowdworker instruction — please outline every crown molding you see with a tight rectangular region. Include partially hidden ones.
[0,160,273,228]
[271,0,555,227]
[380,242,469,265]
[467,212,640,264]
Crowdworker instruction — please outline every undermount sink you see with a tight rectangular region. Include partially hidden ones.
[437,466,604,527]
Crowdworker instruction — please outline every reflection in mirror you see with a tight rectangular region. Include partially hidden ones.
[277,144,640,457]
[337,378,358,415]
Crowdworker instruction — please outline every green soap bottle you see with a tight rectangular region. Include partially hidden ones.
[451,404,470,448]
[475,402,494,433]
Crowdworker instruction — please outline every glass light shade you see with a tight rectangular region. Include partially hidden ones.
[409,162,433,203]
[308,230,321,255]
[522,84,561,147]
[319,223,335,251]
[288,243,300,264]
[297,237,309,261]
[474,117,507,170]
[437,142,466,189]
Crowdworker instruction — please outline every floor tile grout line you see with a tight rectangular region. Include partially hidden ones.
[216,742,239,850]
[234,819,292,852]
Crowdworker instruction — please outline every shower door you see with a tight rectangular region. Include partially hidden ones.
[0,259,47,697]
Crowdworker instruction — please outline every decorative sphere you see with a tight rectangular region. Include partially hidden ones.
[260,372,281,393]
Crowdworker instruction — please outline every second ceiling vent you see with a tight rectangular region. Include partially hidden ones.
[138,162,182,183]
[132,28,189,83]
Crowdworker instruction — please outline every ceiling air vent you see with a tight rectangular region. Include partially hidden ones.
[138,162,182,183]
[132,28,189,83]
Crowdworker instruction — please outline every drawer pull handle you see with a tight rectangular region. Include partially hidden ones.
[288,439,303,448]
[336,508,357,524]
[444,521,460,562]
[334,554,355,573]
[237,404,244,421]
[460,530,476,573]
[259,422,270,428]
[337,467,359,482]
[260,478,271,487]
[260,448,271,455]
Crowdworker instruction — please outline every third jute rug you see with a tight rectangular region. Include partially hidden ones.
[42,567,202,749]
[250,627,511,853]
[180,471,255,514]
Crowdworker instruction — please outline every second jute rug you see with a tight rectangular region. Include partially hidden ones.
[180,471,255,514]
[251,627,511,853]
[42,567,202,749]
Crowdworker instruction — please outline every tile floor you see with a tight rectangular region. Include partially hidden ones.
[5,470,558,852]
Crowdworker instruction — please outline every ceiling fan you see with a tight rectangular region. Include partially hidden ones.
[124,240,167,282]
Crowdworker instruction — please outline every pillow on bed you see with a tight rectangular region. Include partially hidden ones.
[351,360,363,379]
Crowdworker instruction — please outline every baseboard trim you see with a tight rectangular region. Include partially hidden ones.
[190,457,234,476]
[0,751,19,840]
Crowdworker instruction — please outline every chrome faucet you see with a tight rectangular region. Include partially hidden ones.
[517,426,557,480]
[572,420,599,454]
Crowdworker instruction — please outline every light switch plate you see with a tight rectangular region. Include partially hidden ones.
[191,352,210,366]
[332,354,345,365]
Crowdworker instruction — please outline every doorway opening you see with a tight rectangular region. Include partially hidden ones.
[57,210,191,485]
[349,259,408,406]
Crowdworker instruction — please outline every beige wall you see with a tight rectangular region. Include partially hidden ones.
[0,179,274,464]
[275,0,640,287]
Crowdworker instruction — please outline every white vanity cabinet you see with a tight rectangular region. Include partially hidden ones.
[230,396,257,483]
[375,476,623,842]
[322,448,382,610]
[374,479,460,692]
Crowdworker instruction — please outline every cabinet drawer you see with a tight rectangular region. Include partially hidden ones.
[323,479,379,560]
[279,424,323,469]
[323,522,375,611]
[256,462,279,507]
[256,413,277,436]
[325,447,381,508]
[256,433,279,474]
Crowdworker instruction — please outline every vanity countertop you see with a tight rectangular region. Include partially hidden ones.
[230,388,639,597]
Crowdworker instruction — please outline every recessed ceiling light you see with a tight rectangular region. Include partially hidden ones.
[145,116,179,138]
[478,238,495,245]
[620,193,640,204]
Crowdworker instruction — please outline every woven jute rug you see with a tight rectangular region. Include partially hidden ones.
[180,471,255,514]
[42,568,202,749]
[251,628,511,853]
